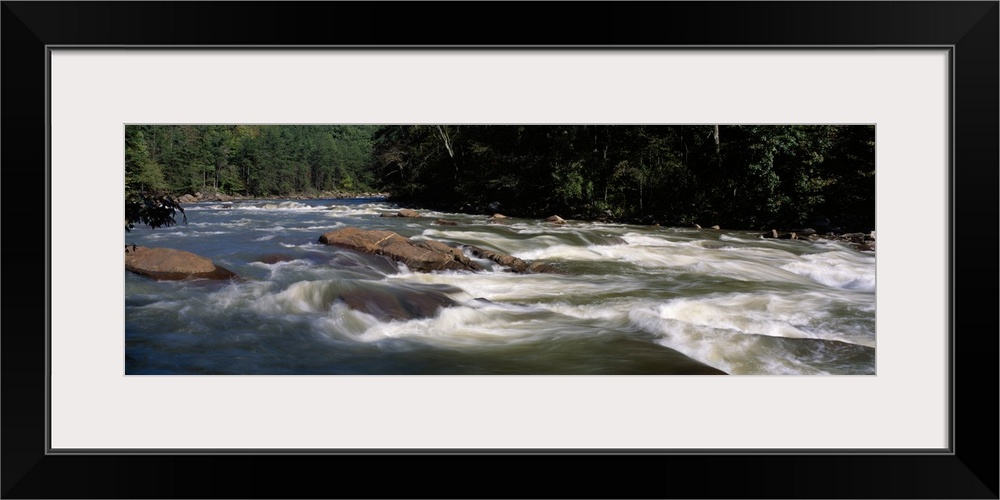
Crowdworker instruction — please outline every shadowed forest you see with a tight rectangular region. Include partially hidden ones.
[126,125,874,232]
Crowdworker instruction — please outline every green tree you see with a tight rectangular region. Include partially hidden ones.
[125,127,185,232]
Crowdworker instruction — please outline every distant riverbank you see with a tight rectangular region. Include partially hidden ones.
[175,189,388,204]
[174,190,873,253]
[381,198,876,253]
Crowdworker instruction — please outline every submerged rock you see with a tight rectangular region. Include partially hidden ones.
[600,235,628,246]
[545,215,566,224]
[338,284,456,321]
[255,253,299,264]
[524,262,565,274]
[125,246,239,281]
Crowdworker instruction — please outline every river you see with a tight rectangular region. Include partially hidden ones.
[124,197,876,375]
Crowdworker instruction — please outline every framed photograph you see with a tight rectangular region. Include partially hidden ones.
[5,2,997,498]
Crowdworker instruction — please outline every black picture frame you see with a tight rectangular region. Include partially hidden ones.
[3,2,997,498]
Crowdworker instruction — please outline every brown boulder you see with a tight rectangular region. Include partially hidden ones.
[545,215,566,224]
[379,209,421,218]
[125,246,239,281]
[318,227,564,275]
[319,227,482,273]
[465,245,564,274]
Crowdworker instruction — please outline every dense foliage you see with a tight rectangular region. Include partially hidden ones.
[124,129,184,232]
[124,124,875,232]
[125,125,378,198]
[124,125,378,231]
[371,125,875,231]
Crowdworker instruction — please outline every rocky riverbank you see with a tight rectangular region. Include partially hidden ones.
[760,228,876,252]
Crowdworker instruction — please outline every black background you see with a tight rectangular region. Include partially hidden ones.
[3,2,997,498]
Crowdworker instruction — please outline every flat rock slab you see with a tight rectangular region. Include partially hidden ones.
[318,227,563,274]
[319,227,483,273]
[125,246,239,281]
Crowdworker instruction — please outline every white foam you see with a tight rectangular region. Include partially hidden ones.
[279,242,330,253]
[626,291,873,374]
[188,221,249,228]
[718,233,757,243]
[180,203,229,211]
[259,280,340,314]
[780,252,875,290]
[640,294,826,339]
[350,304,550,346]
[323,205,384,216]
[249,201,313,210]
[142,230,230,240]
[535,301,630,322]
[628,303,834,375]
[513,243,702,268]
[192,281,277,313]
[384,271,614,302]
[312,303,381,338]
[248,259,315,271]
[299,223,344,231]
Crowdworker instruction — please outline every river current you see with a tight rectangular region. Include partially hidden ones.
[124,198,876,375]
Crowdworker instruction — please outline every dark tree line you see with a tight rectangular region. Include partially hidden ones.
[371,125,875,231]
[125,124,875,232]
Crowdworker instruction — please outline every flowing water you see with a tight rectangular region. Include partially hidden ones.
[124,198,876,375]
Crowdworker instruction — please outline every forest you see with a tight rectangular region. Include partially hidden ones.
[125,124,875,232]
